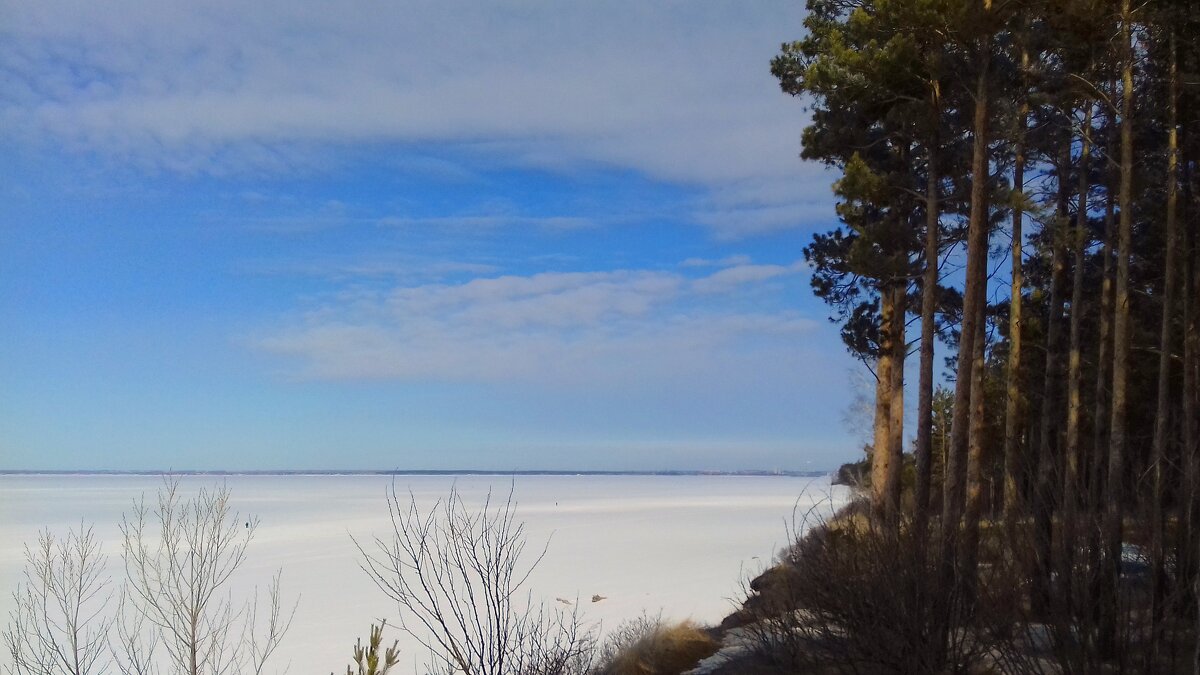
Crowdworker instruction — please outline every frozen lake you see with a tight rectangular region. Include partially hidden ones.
[0,474,847,672]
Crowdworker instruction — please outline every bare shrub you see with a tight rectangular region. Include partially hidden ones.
[592,615,718,675]
[593,613,664,669]
[1020,508,1200,674]
[2,526,113,675]
[120,477,295,675]
[737,498,1047,674]
[4,478,291,675]
[354,483,594,675]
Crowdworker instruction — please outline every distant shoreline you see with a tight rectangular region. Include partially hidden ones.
[0,469,829,478]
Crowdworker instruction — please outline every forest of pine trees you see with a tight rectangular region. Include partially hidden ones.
[773,0,1200,670]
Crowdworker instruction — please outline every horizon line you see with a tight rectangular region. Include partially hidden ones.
[1,468,831,477]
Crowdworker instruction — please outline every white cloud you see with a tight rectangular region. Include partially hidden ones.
[377,215,596,232]
[691,260,808,294]
[382,270,682,328]
[237,256,501,282]
[1,0,824,238]
[257,266,817,384]
[679,255,753,268]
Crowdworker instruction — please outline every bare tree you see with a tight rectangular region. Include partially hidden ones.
[2,526,113,675]
[354,483,594,675]
[109,589,159,675]
[120,478,295,675]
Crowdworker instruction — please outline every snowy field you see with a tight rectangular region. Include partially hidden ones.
[0,474,847,672]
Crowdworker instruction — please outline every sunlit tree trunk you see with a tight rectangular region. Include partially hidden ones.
[963,293,988,582]
[1102,0,1135,650]
[1063,104,1093,567]
[872,285,898,521]
[1003,57,1028,527]
[915,95,941,530]
[887,284,906,519]
[943,12,991,551]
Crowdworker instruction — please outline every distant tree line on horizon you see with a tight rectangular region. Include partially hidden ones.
[773,0,1199,669]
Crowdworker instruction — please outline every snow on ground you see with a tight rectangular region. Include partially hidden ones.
[0,474,847,673]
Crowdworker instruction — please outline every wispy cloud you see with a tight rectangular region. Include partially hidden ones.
[377,214,597,232]
[238,256,501,283]
[690,261,808,294]
[257,260,816,384]
[680,255,753,268]
[1,0,824,238]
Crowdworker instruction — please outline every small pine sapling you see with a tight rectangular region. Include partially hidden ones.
[339,622,400,675]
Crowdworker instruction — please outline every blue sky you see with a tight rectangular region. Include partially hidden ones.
[0,0,866,471]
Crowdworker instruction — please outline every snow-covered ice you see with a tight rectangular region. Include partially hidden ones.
[0,474,847,672]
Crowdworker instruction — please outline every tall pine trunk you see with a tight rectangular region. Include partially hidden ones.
[1003,59,1028,526]
[888,284,906,518]
[1033,143,1071,615]
[915,97,941,531]
[1192,173,1200,675]
[1192,189,1200,675]
[872,284,898,521]
[1184,77,1200,675]
[963,284,988,582]
[1063,104,1093,567]
[1101,0,1135,650]
[943,23,991,552]
[1091,106,1117,511]
[1149,31,1178,659]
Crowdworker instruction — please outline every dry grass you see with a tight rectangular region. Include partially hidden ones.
[596,620,719,675]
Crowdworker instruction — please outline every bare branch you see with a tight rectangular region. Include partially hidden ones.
[3,525,113,675]
[353,483,594,675]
